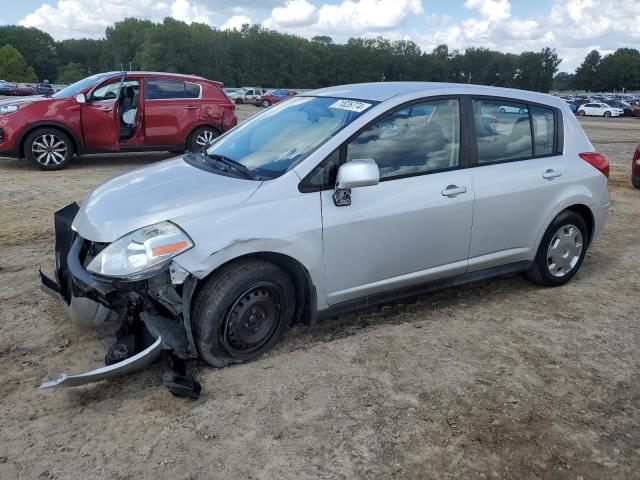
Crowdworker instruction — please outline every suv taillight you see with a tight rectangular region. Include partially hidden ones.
[633,146,640,174]
[579,152,609,178]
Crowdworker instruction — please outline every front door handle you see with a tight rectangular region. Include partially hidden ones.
[543,169,562,180]
[101,107,112,112]
[184,105,198,110]
[441,185,467,197]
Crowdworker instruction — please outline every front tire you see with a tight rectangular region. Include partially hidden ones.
[526,211,588,287]
[188,126,220,152]
[604,111,611,118]
[262,100,271,108]
[24,128,74,170]
[192,260,296,368]
[578,110,586,116]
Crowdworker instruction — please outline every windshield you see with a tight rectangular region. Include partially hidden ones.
[52,73,119,99]
[204,96,376,179]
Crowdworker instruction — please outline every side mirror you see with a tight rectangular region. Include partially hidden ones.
[333,160,380,207]
[75,93,86,104]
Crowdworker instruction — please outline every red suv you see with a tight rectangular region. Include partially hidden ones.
[0,71,237,170]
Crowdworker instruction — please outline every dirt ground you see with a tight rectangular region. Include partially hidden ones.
[1,106,639,479]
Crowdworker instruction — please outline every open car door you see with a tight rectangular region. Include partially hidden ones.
[80,74,125,151]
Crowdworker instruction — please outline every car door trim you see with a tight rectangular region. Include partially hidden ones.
[315,260,533,321]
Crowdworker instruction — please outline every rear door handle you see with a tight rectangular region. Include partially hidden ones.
[543,169,562,180]
[101,107,112,112]
[184,105,198,110]
[441,185,467,197]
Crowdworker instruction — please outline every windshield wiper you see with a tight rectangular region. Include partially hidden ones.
[208,154,261,181]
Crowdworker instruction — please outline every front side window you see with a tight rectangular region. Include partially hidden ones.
[531,106,555,156]
[203,96,375,179]
[346,99,460,179]
[473,99,532,163]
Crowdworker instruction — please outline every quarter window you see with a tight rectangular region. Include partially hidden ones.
[472,99,532,163]
[531,106,556,156]
[346,99,460,179]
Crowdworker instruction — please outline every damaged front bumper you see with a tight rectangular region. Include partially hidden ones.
[39,203,201,397]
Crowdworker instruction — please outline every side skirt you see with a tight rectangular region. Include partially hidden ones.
[314,261,533,323]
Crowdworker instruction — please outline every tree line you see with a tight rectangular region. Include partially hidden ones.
[0,18,634,92]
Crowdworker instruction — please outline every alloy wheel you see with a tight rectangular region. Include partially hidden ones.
[546,224,583,278]
[195,129,216,147]
[31,134,68,167]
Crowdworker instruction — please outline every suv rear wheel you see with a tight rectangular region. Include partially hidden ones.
[188,126,219,152]
[24,128,74,170]
[526,210,588,287]
[192,259,296,367]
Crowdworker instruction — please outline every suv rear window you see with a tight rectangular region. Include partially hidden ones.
[145,79,201,99]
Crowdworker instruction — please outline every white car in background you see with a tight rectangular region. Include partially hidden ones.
[577,102,624,117]
[499,105,527,113]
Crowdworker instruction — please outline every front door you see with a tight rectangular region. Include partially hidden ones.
[467,98,566,271]
[320,98,474,305]
[80,76,123,151]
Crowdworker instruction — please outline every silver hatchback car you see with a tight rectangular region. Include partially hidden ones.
[40,82,610,396]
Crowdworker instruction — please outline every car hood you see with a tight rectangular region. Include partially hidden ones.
[0,95,51,107]
[72,156,262,242]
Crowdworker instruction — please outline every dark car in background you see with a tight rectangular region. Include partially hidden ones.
[258,89,297,108]
[0,80,13,96]
[11,83,35,96]
[0,71,237,170]
[35,83,54,95]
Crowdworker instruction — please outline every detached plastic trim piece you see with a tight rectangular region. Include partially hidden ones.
[40,336,163,389]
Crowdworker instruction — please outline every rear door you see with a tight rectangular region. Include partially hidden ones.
[143,77,202,146]
[467,98,565,271]
[81,75,124,151]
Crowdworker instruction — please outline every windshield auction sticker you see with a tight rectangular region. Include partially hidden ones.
[329,99,372,112]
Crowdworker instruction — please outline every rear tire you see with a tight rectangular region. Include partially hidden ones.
[192,260,296,368]
[24,128,74,171]
[632,176,640,188]
[526,211,588,287]
[187,126,220,152]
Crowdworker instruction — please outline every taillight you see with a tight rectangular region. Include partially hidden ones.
[579,152,609,178]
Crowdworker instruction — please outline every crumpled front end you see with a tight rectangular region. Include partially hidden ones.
[39,203,201,398]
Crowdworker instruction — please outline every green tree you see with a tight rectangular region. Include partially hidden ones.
[57,62,85,84]
[573,50,601,91]
[0,26,57,80]
[553,72,575,91]
[0,44,38,82]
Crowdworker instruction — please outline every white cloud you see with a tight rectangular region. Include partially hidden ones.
[170,0,211,24]
[265,0,318,28]
[221,15,253,31]
[18,0,208,39]
[264,0,422,33]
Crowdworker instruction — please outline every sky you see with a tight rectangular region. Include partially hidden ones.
[2,0,640,72]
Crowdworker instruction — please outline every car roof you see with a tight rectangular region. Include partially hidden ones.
[305,82,563,107]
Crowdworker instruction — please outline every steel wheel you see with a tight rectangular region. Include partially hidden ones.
[31,133,68,167]
[195,129,216,147]
[223,284,284,358]
[547,224,583,278]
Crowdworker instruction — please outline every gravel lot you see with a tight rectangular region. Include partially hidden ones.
[0,106,639,479]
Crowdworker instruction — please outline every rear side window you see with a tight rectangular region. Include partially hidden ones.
[145,79,201,99]
[185,82,201,98]
[531,107,555,156]
[472,99,532,163]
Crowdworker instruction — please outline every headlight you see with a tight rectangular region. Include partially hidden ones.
[86,221,193,279]
[0,103,26,115]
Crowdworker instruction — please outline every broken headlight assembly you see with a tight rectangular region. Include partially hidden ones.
[86,221,193,280]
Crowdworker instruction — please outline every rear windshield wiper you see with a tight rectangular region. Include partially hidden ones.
[208,154,261,181]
